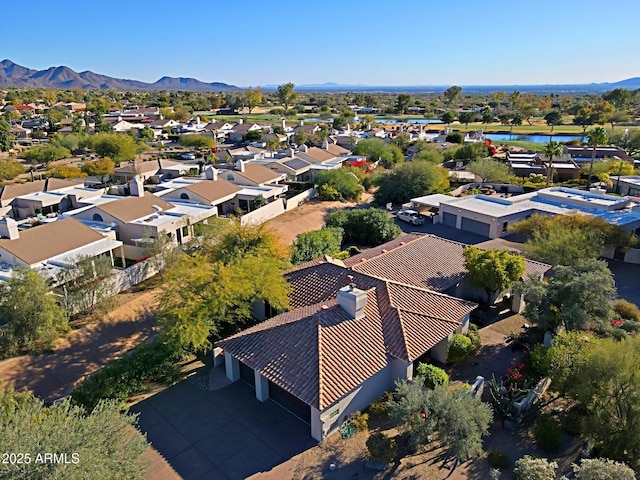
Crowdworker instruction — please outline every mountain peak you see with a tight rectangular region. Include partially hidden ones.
[0,59,240,92]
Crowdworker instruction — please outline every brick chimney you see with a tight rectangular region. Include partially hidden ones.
[336,283,367,320]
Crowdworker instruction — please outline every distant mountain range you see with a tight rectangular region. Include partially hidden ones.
[288,78,640,94]
[0,59,240,92]
[1,59,638,94]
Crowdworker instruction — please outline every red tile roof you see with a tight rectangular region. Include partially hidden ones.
[218,232,549,411]
[219,260,477,409]
[350,234,550,291]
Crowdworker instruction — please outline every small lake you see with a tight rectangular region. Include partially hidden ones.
[486,133,585,144]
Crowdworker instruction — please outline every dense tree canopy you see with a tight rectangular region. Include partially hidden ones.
[517,259,616,332]
[0,268,69,358]
[510,214,637,266]
[315,168,364,202]
[0,117,13,151]
[0,385,149,480]
[569,335,640,468]
[80,157,115,184]
[325,208,401,247]
[157,222,291,351]
[22,145,70,164]
[276,82,298,111]
[462,246,525,303]
[467,158,512,182]
[179,134,216,150]
[374,161,449,205]
[388,381,492,463]
[90,133,138,164]
[291,227,343,264]
[0,157,25,180]
[353,138,403,169]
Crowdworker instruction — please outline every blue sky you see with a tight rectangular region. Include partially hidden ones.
[6,0,640,87]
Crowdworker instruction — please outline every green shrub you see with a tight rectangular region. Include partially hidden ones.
[614,299,640,322]
[621,320,640,335]
[487,449,508,469]
[316,168,364,202]
[318,183,341,201]
[325,208,402,247]
[348,410,369,432]
[534,414,563,451]
[366,433,397,464]
[415,363,449,389]
[447,333,473,364]
[526,343,552,378]
[514,455,558,480]
[467,324,481,351]
[71,338,183,411]
[368,391,393,418]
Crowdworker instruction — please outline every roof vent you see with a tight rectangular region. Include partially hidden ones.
[382,249,388,253]
[400,242,405,245]
[321,305,329,310]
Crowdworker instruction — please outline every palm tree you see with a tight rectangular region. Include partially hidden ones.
[586,127,608,185]
[544,141,563,187]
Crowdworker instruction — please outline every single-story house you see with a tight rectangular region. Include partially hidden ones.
[216,233,549,441]
[0,217,124,283]
[217,260,477,441]
[423,187,640,239]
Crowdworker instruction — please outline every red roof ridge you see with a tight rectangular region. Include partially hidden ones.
[392,307,412,361]
[385,278,477,305]
[317,320,326,409]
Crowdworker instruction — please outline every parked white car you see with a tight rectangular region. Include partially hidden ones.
[396,209,424,225]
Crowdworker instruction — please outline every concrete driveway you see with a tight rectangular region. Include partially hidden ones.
[607,259,640,305]
[131,369,316,480]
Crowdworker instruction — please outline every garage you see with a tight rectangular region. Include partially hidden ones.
[461,217,491,237]
[239,361,255,388]
[442,212,457,227]
[269,382,311,425]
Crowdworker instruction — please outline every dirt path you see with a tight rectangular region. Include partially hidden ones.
[0,289,160,402]
[266,194,373,245]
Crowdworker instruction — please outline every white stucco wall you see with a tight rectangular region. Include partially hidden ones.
[430,335,451,364]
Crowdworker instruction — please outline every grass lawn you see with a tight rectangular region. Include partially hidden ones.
[494,140,546,151]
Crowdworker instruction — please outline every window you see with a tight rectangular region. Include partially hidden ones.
[502,222,508,233]
[226,173,234,181]
[93,213,103,222]
[182,226,189,237]
[180,193,189,200]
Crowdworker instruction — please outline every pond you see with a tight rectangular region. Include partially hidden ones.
[486,133,585,144]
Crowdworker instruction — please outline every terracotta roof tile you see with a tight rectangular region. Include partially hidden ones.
[351,234,550,291]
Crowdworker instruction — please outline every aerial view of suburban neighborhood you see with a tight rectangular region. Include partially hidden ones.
[2,1,640,479]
